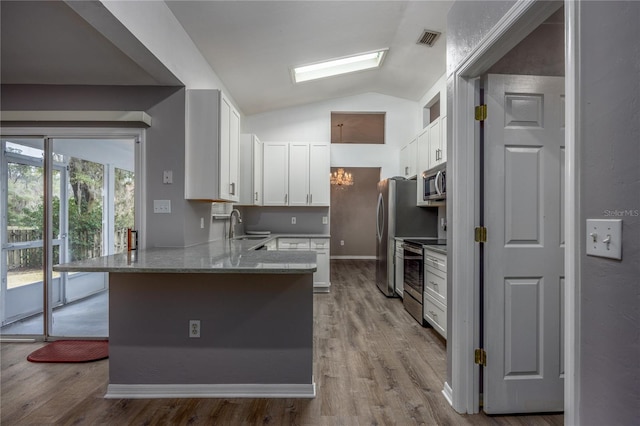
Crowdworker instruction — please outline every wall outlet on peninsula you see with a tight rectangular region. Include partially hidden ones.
[189,320,201,338]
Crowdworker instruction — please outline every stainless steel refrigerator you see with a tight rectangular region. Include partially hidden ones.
[375,178,438,296]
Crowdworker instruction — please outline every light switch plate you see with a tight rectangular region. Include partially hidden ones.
[153,199,171,214]
[586,219,622,260]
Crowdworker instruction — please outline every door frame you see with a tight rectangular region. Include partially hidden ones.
[0,127,146,340]
[447,0,580,423]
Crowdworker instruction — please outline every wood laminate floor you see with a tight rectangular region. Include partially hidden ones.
[1,260,564,425]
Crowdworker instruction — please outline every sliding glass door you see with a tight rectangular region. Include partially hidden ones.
[1,134,137,339]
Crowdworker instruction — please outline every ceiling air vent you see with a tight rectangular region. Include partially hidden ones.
[417,29,441,47]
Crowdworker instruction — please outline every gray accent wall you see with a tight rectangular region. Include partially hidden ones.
[240,206,330,235]
[109,272,313,385]
[0,84,223,248]
[330,167,380,257]
[578,2,640,424]
[446,1,517,76]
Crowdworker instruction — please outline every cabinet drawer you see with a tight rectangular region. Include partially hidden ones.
[424,266,446,303]
[424,249,446,272]
[310,238,329,250]
[277,238,310,250]
[424,293,446,338]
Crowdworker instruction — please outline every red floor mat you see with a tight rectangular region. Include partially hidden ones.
[27,340,108,363]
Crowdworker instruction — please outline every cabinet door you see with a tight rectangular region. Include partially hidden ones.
[309,143,330,206]
[408,138,417,177]
[311,238,330,291]
[314,249,330,288]
[440,116,447,164]
[228,105,240,202]
[253,136,263,205]
[219,95,232,200]
[239,134,261,205]
[288,143,310,206]
[263,142,289,206]
[427,118,442,170]
[400,144,409,177]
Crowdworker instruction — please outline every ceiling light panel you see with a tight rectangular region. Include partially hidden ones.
[292,49,388,83]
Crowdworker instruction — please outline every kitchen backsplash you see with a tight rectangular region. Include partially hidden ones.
[239,206,330,235]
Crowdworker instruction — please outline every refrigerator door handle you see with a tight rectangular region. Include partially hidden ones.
[376,193,384,242]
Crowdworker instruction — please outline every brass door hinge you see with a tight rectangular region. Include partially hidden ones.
[474,226,487,243]
[475,348,487,366]
[475,104,487,121]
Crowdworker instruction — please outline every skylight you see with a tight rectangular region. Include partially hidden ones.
[292,49,388,83]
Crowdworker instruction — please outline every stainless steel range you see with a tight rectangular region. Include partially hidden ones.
[402,238,447,325]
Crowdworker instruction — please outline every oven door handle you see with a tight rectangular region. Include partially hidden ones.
[403,245,423,255]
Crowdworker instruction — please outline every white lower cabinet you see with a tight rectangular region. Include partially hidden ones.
[274,237,330,292]
[310,238,330,292]
[423,248,447,338]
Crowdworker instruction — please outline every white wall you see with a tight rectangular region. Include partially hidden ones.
[100,0,243,116]
[245,92,420,179]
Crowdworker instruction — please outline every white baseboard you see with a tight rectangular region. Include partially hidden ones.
[330,256,376,260]
[105,382,316,399]
[442,381,454,407]
[313,284,331,294]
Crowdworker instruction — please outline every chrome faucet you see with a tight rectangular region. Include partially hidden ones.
[229,208,243,239]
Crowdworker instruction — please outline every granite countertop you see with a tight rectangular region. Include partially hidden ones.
[53,234,329,274]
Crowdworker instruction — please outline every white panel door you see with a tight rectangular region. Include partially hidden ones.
[483,74,565,414]
[308,143,329,206]
[288,143,310,206]
[262,142,289,206]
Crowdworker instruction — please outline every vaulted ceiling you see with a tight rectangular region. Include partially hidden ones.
[1,1,452,116]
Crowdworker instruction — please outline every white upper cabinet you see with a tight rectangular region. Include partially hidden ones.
[440,115,447,164]
[417,126,430,176]
[185,89,240,202]
[262,142,330,207]
[288,143,310,206]
[262,142,289,206]
[239,134,263,205]
[427,117,446,170]
[400,138,417,178]
[308,143,330,206]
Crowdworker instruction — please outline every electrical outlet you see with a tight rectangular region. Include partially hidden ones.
[163,170,173,184]
[291,217,296,225]
[340,240,345,246]
[200,217,204,229]
[322,216,328,225]
[189,320,201,338]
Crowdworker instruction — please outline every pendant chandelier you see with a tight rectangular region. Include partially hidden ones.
[330,168,354,187]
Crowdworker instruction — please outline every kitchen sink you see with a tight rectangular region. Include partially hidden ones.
[233,235,268,241]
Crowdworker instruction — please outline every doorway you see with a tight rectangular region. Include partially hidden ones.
[447,0,569,416]
[0,133,139,339]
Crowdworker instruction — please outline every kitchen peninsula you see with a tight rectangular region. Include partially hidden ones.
[54,238,317,399]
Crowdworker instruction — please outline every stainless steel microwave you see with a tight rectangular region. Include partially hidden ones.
[422,163,446,204]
